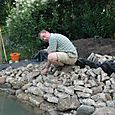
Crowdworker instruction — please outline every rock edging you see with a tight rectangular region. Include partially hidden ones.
[0,61,115,115]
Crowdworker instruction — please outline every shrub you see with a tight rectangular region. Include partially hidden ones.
[4,0,114,59]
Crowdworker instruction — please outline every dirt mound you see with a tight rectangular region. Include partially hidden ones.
[72,38,115,58]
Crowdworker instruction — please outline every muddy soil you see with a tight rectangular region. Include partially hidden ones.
[73,38,115,58]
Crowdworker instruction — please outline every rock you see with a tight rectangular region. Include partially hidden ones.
[91,93,107,102]
[0,77,6,84]
[44,94,58,104]
[57,95,80,111]
[17,92,29,101]
[29,95,44,107]
[0,52,115,114]
[54,89,70,99]
[92,107,115,115]
[95,101,106,107]
[79,98,96,106]
[27,86,44,96]
[40,101,56,111]
[77,105,95,115]
[77,92,91,98]
[22,83,32,90]
[45,110,58,115]
[106,100,115,107]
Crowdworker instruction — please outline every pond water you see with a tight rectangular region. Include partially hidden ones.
[0,94,38,115]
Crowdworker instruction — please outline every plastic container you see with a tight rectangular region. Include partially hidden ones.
[10,52,20,62]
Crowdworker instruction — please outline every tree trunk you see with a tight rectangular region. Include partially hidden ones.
[0,28,3,64]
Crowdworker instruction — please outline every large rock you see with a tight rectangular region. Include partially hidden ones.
[77,105,95,115]
[92,107,115,115]
[57,95,80,111]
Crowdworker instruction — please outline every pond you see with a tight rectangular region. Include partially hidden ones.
[0,93,38,115]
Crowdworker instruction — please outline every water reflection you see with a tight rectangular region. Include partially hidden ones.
[0,94,37,115]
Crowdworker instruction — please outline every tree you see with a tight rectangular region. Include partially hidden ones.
[0,0,15,26]
[4,0,114,59]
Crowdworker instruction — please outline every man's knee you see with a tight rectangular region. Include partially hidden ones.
[48,53,57,62]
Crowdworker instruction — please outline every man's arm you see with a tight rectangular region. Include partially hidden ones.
[41,49,52,75]
[44,61,51,69]
[41,61,51,75]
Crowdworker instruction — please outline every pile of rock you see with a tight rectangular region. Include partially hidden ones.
[87,52,115,64]
[0,60,115,114]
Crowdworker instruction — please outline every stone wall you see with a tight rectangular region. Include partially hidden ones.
[0,58,115,114]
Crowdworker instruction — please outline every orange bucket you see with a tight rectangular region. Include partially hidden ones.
[10,52,20,62]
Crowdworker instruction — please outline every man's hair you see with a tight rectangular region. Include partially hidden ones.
[38,30,47,38]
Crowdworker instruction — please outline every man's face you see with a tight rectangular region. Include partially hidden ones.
[40,32,49,42]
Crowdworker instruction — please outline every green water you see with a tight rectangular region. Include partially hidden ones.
[0,95,37,115]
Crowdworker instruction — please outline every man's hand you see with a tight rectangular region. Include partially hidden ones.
[41,68,48,75]
[43,49,48,51]
[43,46,49,52]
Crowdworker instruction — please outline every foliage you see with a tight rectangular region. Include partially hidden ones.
[3,0,114,59]
[0,0,15,26]
[4,0,43,59]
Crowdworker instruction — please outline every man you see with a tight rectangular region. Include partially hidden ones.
[39,30,78,74]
